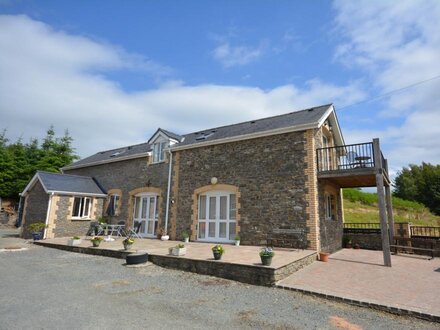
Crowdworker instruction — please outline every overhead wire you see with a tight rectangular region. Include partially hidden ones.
[338,74,440,110]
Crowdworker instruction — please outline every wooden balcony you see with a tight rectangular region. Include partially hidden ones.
[316,139,390,188]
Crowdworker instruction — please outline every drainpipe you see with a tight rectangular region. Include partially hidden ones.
[164,150,173,235]
[44,192,54,239]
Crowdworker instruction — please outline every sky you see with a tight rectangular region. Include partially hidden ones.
[0,0,439,180]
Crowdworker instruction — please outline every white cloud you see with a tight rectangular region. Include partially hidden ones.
[333,0,440,168]
[212,42,264,68]
[0,15,364,159]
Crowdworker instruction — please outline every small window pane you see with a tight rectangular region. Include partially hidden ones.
[83,198,91,217]
[147,220,153,234]
[72,197,81,217]
[154,196,159,219]
[208,222,216,237]
[229,223,236,240]
[220,196,227,219]
[160,141,167,161]
[229,194,236,220]
[199,195,206,219]
[219,222,226,238]
[209,197,216,220]
[141,198,148,219]
[134,197,140,218]
[114,195,120,214]
[199,222,206,239]
[140,221,146,233]
[148,197,155,219]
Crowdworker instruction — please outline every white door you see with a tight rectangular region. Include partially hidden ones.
[133,194,158,237]
[198,191,236,243]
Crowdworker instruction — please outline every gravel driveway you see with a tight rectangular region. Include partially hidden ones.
[0,234,437,329]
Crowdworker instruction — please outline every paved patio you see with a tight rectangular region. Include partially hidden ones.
[277,248,440,321]
[36,236,317,285]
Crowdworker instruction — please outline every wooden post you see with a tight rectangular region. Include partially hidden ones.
[373,138,392,267]
[384,159,395,243]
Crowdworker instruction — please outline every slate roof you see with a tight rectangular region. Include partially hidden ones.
[177,104,331,148]
[35,171,106,195]
[63,104,333,169]
[65,142,151,169]
[160,128,184,142]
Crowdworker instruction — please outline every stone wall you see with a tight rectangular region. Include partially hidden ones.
[65,157,169,227]
[53,195,104,237]
[348,233,383,250]
[318,180,343,253]
[21,181,49,239]
[172,131,309,247]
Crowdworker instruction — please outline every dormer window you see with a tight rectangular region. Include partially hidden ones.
[153,141,167,163]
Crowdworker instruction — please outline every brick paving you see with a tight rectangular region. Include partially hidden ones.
[277,248,440,320]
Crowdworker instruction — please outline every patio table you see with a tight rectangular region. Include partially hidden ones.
[102,224,124,237]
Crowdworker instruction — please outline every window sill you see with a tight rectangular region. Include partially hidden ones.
[151,160,165,165]
[71,218,92,221]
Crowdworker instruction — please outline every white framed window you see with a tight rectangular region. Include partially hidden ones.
[72,197,92,219]
[198,191,237,242]
[133,193,159,237]
[152,141,167,163]
[325,194,333,220]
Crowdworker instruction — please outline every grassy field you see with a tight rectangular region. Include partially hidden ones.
[343,189,440,227]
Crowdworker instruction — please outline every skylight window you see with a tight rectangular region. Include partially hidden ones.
[110,149,126,157]
[195,132,214,141]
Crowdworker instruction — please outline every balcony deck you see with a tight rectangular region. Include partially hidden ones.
[316,140,390,188]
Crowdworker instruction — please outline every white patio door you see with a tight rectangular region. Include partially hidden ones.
[198,191,236,243]
[133,194,158,237]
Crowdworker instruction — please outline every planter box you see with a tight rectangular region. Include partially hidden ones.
[68,239,81,246]
[171,247,186,256]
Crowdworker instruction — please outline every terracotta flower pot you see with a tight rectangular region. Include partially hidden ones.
[319,252,329,262]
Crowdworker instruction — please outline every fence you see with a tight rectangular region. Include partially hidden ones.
[343,223,440,256]
[410,226,440,239]
[343,222,381,234]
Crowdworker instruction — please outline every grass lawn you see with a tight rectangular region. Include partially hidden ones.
[343,189,440,227]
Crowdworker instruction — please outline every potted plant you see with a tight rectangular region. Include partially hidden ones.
[28,222,47,240]
[259,247,275,266]
[319,251,330,262]
[182,231,189,243]
[90,236,103,247]
[211,245,225,260]
[68,236,82,246]
[342,235,352,248]
[234,235,241,246]
[171,243,186,256]
[123,236,135,250]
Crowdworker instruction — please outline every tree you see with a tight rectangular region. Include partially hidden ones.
[0,127,79,200]
[394,162,440,215]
